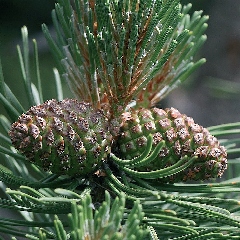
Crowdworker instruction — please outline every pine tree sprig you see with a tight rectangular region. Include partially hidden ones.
[23,191,148,240]
[43,0,207,119]
[110,134,165,167]
[41,23,65,72]
[0,146,26,162]
[53,68,63,101]
[33,40,43,104]
[103,163,161,199]
[0,163,86,190]
[168,231,229,240]
[119,156,196,179]
[0,78,25,116]
[135,7,208,108]
[17,27,36,107]
[150,180,240,194]
[4,187,72,215]
[0,94,20,122]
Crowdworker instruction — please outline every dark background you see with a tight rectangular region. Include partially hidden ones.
[0,0,240,127]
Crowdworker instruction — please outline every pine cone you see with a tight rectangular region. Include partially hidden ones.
[9,99,112,176]
[116,107,227,182]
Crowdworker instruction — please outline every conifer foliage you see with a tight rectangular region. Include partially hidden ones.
[0,0,240,239]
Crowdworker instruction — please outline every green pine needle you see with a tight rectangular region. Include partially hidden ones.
[43,0,208,118]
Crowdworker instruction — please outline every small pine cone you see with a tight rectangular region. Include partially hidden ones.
[9,99,112,176]
[116,107,227,182]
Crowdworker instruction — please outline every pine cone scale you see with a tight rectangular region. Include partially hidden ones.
[9,99,113,176]
[116,107,227,182]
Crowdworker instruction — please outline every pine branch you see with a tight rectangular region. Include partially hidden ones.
[19,191,148,240]
[42,0,207,118]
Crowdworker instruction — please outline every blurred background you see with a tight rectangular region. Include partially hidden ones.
[0,0,240,128]
[173,0,240,127]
